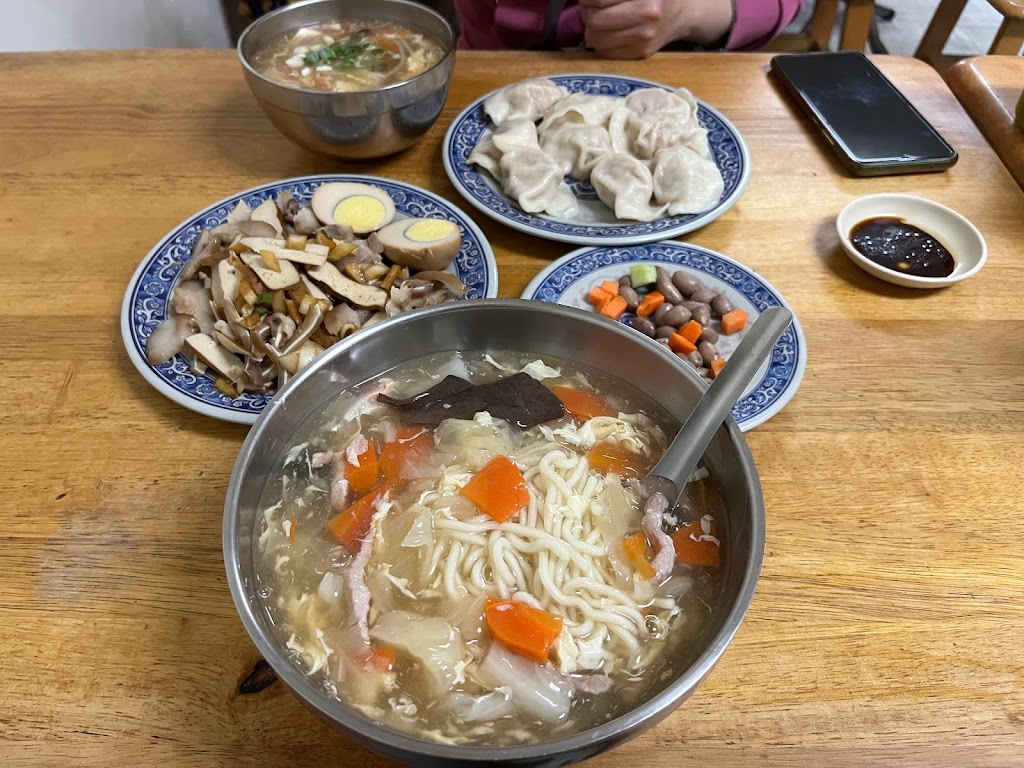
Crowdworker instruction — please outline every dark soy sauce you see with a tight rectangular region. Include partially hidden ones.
[850,217,955,278]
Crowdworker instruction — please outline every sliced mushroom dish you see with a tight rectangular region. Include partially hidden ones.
[146,182,467,397]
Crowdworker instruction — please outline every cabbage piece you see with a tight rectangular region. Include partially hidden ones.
[593,477,641,582]
[434,412,516,471]
[446,687,514,723]
[478,642,572,721]
[370,610,464,695]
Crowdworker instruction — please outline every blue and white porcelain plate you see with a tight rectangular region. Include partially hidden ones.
[442,73,751,246]
[521,242,805,431]
[121,175,498,425]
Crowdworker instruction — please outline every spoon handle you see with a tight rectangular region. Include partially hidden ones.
[646,306,793,508]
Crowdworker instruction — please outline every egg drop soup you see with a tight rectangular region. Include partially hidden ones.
[251,21,446,92]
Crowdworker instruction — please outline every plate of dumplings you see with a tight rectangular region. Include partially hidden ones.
[442,74,751,246]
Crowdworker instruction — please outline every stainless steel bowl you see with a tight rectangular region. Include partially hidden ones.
[223,300,765,767]
[237,0,455,159]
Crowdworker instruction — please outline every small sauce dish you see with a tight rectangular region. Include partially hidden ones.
[835,193,986,288]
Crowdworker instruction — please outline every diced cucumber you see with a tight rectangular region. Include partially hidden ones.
[629,264,658,288]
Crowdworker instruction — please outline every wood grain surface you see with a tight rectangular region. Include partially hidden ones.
[1,50,1023,767]
[947,55,1024,188]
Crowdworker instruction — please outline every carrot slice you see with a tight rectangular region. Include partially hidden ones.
[721,308,748,335]
[710,358,727,378]
[326,486,385,552]
[460,455,529,523]
[599,279,620,296]
[587,441,648,479]
[379,427,432,486]
[551,386,615,420]
[635,291,665,318]
[623,531,655,579]
[668,333,697,355]
[588,286,612,307]
[344,440,379,495]
[598,295,628,320]
[671,519,721,568]
[286,516,297,541]
[485,598,563,663]
[679,320,703,344]
[353,644,396,673]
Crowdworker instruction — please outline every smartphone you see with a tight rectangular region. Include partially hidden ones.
[770,51,957,176]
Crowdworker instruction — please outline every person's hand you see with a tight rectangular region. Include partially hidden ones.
[578,0,734,59]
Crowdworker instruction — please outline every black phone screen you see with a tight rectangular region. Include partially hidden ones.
[770,52,957,174]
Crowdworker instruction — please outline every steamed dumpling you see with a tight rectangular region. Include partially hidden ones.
[469,118,541,178]
[609,107,709,161]
[651,146,725,215]
[485,78,568,125]
[624,87,697,121]
[538,92,619,133]
[590,153,668,222]
[499,147,578,218]
[539,124,612,180]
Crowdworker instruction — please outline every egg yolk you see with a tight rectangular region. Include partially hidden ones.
[333,195,387,231]
[405,219,457,242]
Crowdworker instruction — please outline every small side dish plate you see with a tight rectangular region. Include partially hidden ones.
[121,174,498,424]
[521,241,806,431]
[443,73,751,246]
[836,193,986,289]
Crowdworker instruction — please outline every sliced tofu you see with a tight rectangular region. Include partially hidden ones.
[306,262,388,309]
[239,251,301,291]
[239,237,327,267]
[184,333,246,385]
[250,199,284,237]
[300,274,330,301]
[211,259,242,303]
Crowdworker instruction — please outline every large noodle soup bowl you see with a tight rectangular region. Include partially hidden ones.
[223,299,765,767]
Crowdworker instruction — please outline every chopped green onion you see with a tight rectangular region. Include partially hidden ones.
[256,292,274,306]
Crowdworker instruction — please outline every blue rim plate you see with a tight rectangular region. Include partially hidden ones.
[521,242,806,431]
[442,73,751,246]
[121,174,498,425]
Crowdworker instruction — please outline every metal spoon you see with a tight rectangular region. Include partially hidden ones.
[642,306,793,510]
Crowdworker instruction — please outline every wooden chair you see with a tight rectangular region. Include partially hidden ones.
[768,0,877,53]
[916,0,1024,71]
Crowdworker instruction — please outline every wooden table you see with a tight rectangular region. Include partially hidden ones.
[947,55,1024,188]
[2,50,1023,767]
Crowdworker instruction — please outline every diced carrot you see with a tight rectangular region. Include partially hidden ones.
[598,295,628,320]
[460,455,529,523]
[720,308,748,335]
[344,440,379,495]
[710,358,727,378]
[379,427,432,486]
[286,516,297,541]
[599,279,620,296]
[586,441,649,479]
[375,36,400,53]
[326,486,386,552]
[353,644,396,673]
[588,286,613,307]
[635,291,665,318]
[551,386,615,420]
[623,531,655,579]
[679,320,703,344]
[668,333,697,355]
[671,519,721,568]
[485,598,563,663]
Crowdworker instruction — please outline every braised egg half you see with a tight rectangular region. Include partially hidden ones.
[311,182,397,234]
[376,217,462,271]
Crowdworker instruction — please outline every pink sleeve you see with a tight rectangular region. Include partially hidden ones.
[726,0,805,50]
